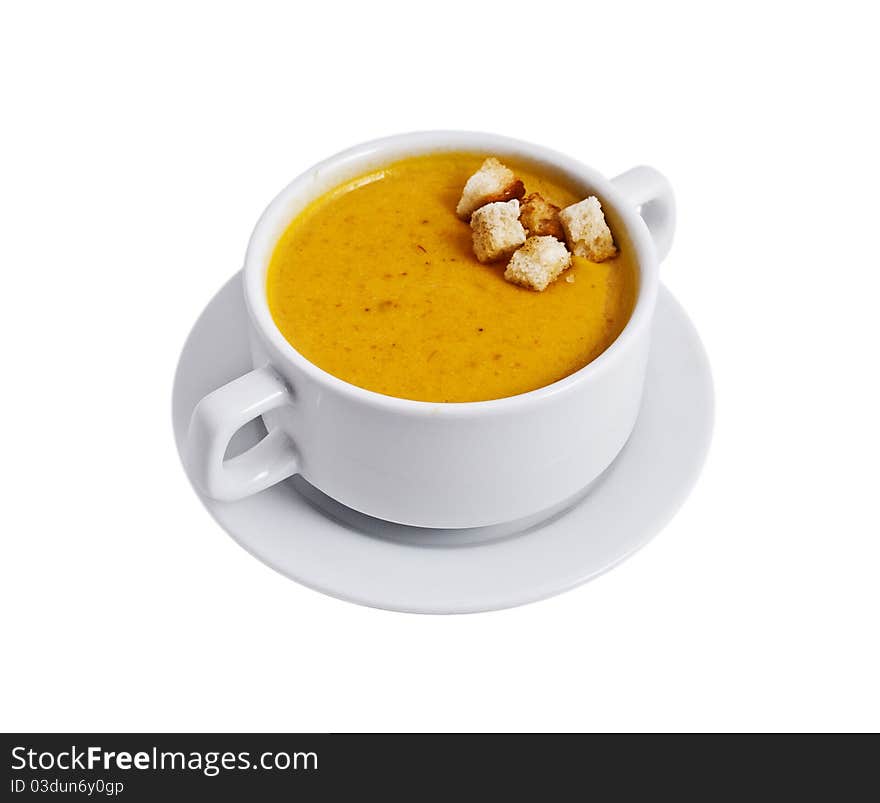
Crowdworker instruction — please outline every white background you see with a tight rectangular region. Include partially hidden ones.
[2,1,878,733]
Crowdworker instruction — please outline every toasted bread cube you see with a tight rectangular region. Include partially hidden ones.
[504,236,572,291]
[456,157,525,220]
[559,196,618,261]
[519,192,565,240]
[471,200,527,263]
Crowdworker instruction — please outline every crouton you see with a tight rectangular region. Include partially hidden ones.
[504,236,572,291]
[456,157,525,220]
[471,199,527,263]
[559,196,618,262]
[519,192,565,240]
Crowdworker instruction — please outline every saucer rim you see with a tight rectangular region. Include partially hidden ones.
[173,274,713,614]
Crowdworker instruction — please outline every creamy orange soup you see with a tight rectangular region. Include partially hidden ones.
[266,153,638,402]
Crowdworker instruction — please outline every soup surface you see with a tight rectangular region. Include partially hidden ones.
[266,153,637,402]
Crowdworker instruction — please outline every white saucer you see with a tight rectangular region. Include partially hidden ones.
[172,274,713,613]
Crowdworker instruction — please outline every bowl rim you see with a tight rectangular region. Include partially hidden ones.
[243,130,659,417]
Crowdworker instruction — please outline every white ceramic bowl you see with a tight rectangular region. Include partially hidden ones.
[186,131,675,528]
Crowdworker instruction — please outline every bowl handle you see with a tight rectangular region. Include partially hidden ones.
[185,366,298,501]
[611,166,676,262]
